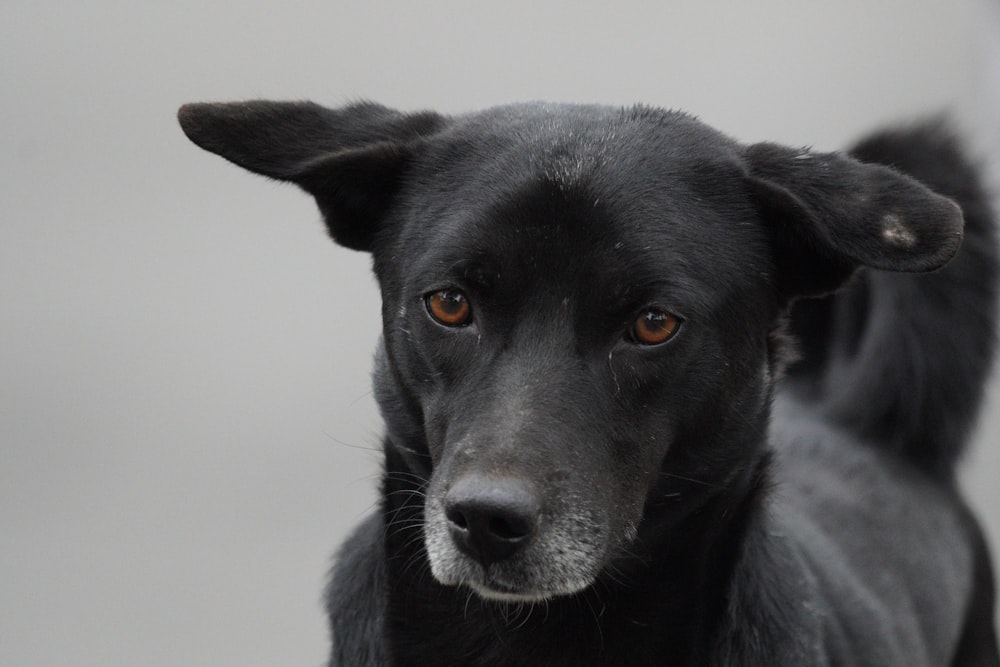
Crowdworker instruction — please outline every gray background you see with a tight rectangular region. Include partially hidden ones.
[3,1,999,665]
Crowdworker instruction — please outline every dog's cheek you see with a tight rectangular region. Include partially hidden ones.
[605,441,662,544]
[377,323,461,462]
[595,396,684,540]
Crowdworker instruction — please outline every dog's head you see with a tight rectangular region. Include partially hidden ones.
[179,101,962,602]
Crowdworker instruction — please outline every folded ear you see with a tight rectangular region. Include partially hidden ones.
[177,100,444,251]
[744,142,964,298]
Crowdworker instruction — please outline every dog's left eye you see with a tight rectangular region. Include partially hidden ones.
[425,289,473,327]
[629,308,682,346]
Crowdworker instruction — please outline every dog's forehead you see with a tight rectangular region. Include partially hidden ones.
[440,102,743,185]
[396,103,768,305]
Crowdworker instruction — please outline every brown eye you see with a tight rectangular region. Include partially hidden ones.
[630,308,681,346]
[426,289,473,327]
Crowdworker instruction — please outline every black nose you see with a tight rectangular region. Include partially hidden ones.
[444,475,541,566]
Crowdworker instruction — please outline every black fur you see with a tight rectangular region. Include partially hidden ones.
[179,101,999,665]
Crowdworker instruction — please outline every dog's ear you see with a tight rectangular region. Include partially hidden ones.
[177,100,444,251]
[744,142,963,298]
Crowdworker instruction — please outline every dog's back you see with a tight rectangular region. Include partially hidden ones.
[755,125,1000,665]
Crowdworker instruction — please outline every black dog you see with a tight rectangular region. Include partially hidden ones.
[179,100,999,665]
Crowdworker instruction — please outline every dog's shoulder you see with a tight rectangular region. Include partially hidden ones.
[327,512,389,667]
[752,396,978,663]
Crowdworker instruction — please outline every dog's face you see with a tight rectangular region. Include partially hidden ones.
[372,108,779,601]
[179,101,962,602]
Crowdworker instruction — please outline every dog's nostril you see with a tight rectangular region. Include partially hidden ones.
[489,515,530,541]
[446,506,469,531]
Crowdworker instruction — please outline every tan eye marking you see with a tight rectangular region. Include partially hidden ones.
[630,308,682,346]
[425,289,473,327]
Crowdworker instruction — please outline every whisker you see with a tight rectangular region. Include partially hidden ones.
[384,469,431,483]
[384,488,428,500]
[322,430,382,453]
[464,589,475,621]
[657,470,725,489]
[347,389,375,407]
[582,593,606,653]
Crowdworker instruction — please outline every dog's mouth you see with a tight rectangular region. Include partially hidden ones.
[440,562,597,604]
[465,578,562,603]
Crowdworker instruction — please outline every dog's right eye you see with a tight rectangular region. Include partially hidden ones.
[629,308,682,346]
[425,289,473,327]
